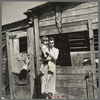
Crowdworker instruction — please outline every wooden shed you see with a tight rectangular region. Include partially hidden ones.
[2,2,99,99]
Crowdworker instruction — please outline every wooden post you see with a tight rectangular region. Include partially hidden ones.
[88,17,98,98]
[33,15,41,98]
[27,27,35,98]
[55,5,62,33]
[86,71,94,98]
[88,17,95,72]
[6,31,13,99]
[33,15,40,76]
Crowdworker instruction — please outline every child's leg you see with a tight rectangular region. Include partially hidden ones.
[39,64,44,74]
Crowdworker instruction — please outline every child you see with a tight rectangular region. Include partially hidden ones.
[39,36,49,74]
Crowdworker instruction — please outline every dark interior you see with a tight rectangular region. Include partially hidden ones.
[19,36,27,53]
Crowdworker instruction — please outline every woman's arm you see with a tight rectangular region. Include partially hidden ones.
[46,49,59,61]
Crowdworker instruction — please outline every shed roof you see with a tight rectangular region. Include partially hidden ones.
[23,2,71,16]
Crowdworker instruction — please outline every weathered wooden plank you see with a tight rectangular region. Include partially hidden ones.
[62,13,98,24]
[86,71,94,99]
[39,10,55,21]
[56,65,93,74]
[62,7,98,18]
[56,87,87,98]
[88,18,96,72]
[55,5,62,33]
[34,15,40,76]
[69,38,85,42]
[40,25,57,31]
[62,23,98,34]
[69,44,87,48]
[69,40,85,44]
[57,79,86,82]
[70,48,88,51]
[56,81,86,88]
[56,74,86,80]
[70,46,88,49]
[10,31,27,39]
[87,18,98,98]
[39,19,55,27]
[2,24,29,34]
[6,32,13,99]
[40,28,59,36]
[27,27,35,98]
[56,79,86,85]
[83,51,98,59]
[62,2,98,12]
[69,35,85,39]
[62,20,88,28]
[13,39,19,55]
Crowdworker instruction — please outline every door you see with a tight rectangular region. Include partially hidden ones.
[6,29,35,99]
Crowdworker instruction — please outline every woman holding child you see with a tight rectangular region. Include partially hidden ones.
[39,36,59,99]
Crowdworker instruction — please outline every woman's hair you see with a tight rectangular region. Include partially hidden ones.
[49,37,55,42]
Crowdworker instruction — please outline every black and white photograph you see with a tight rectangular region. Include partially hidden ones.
[1,1,99,99]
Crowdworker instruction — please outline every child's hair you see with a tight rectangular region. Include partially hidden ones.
[41,36,48,44]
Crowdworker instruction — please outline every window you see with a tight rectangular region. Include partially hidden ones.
[19,37,27,53]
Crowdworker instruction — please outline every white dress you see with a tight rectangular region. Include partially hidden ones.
[41,47,59,94]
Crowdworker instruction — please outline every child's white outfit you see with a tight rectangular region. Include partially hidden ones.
[39,44,53,74]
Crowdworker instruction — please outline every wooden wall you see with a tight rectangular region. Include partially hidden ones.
[39,2,98,36]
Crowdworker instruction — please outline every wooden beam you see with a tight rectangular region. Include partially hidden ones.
[88,17,98,98]
[88,17,96,72]
[34,15,42,98]
[55,5,62,33]
[6,31,13,99]
[27,27,35,98]
[33,15,40,76]
[10,31,27,39]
